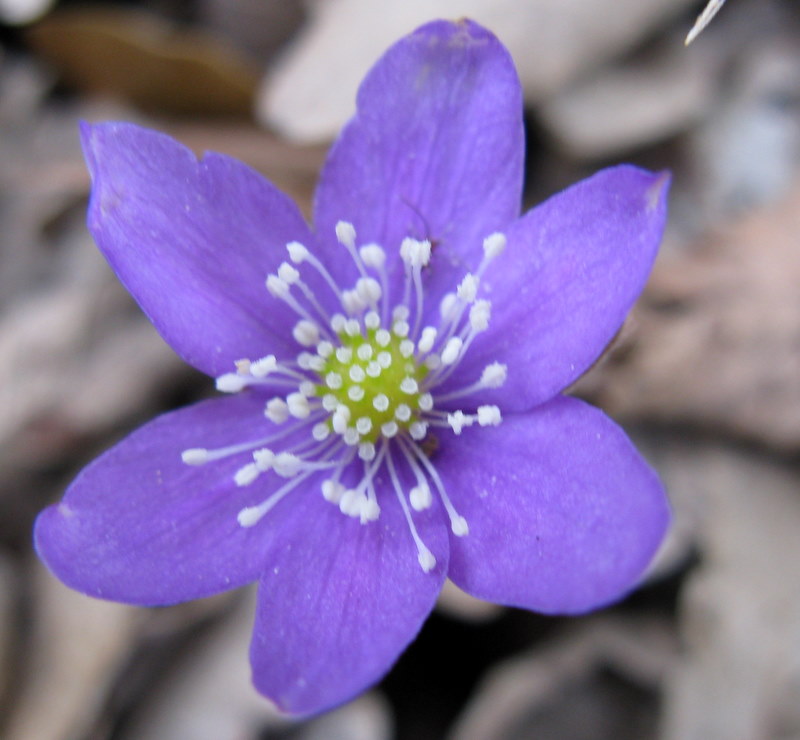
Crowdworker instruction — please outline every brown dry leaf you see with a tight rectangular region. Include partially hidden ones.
[449,615,677,740]
[5,563,143,740]
[537,38,718,159]
[577,179,800,452]
[27,7,260,117]
[257,0,697,142]
[655,442,800,740]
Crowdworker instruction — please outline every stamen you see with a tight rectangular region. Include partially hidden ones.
[293,320,320,347]
[385,443,436,573]
[401,437,469,536]
[441,337,463,365]
[265,398,289,424]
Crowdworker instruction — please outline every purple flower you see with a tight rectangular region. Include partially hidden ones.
[34,19,670,716]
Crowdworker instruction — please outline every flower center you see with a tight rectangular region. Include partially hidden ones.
[181,221,510,572]
[314,310,431,447]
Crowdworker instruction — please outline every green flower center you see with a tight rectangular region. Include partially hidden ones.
[316,323,431,444]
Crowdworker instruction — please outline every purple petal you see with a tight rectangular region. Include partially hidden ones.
[314,19,524,305]
[81,122,314,377]
[439,396,669,614]
[34,394,310,604]
[450,166,670,411]
[249,465,449,716]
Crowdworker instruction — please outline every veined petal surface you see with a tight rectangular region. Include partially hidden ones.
[314,19,524,308]
[452,166,670,411]
[34,394,308,604]
[81,122,314,377]
[250,471,449,715]
[439,396,669,614]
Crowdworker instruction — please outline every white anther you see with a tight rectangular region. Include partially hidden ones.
[399,339,415,357]
[348,385,365,401]
[440,292,458,320]
[312,422,330,441]
[359,243,386,269]
[249,355,277,377]
[409,421,428,440]
[234,358,251,375]
[277,262,299,284]
[349,365,366,382]
[477,405,502,426]
[266,274,290,298]
[345,318,361,336]
[356,277,382,303]
[441,337,463,365]
[392,305,410,321]
[342,289,366,314]
[292,319,319,347]
[377,351,392,368]
[322,480,344,503]
[339,489,361,517]
[273,452,302,477]
[358,442,376,461]
[253,448,275,471]
[364,311,381,329]
[332,411,348,435]
[216,373,247,393]
[335,221,357,249]
[483,232,507,260]
[296,352,313,370]
[418,549,436,573]
[356,417,373,435]
[366,361,381,377]
[335,404,351,421]
[418,327,437,353]
[400,377,419,394]
[317,340,334,358]
[451,516,469,536]
[410,483,432,511]
[375,329,391,347]
[325,372,343,389]
[287,392,310,419]
[361,497,380,522]
[447,410,473,435]
[469,300,491,331]
[322,393,338,411]
[265,397,289,423]
[457,273,479,303]
[234,463,259,486]
[381,420,399,437]
[393,320,410,338]
[308,356,325,372]
[299,380,316,397]
[400,238,432,267]
[357,344,373,361]
[181,448,208,465]
[373,394,390,412]
[425,353,442,370]
[480,362,507,388]
[395,404,412,422]
[343,428,360,446]
[334,346,352,364]
[418,393,433,411]
[286,241,309,263]
[330,314,346,333]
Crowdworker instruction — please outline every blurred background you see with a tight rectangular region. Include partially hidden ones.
[1,0,800,738]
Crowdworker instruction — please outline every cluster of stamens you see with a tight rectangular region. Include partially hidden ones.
[181,220,509,572]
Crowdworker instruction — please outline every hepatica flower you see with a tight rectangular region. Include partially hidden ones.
[35,20,670,716]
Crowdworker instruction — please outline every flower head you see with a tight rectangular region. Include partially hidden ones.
[34,19,670,716]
